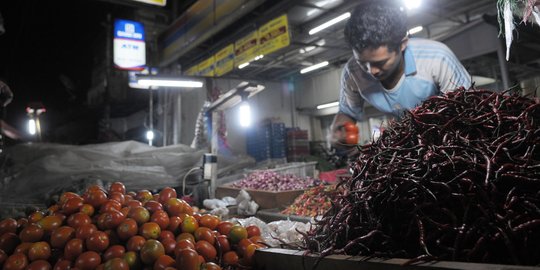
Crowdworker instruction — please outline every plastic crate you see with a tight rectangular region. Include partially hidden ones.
[245,161,318,178]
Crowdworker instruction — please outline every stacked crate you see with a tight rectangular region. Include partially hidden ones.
[246,122,286,162]
[286,128,310,162]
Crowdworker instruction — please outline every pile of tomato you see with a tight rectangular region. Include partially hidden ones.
[0,182,265,270]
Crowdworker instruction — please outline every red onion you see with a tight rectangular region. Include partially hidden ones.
[230,171,318,191]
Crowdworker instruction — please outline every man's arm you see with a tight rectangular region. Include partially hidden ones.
[433,44,472,93]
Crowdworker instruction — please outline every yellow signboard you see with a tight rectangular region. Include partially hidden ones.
[234,31,259,66]
[131,0,167,6]
[185,65,199,76]
[258,14,290,56]
[214,44,234,77]
[198,56,215,77]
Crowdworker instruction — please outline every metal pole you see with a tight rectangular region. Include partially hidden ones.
[149,89,153,146]
[496,38,511,90]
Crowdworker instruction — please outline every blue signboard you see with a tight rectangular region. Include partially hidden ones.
[114,19,146,70]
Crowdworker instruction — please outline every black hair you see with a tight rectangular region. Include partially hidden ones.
[344,1,407,53]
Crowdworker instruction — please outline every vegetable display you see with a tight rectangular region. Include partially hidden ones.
[0,183,265,269]
[281,185,340,217]
[304,88,540,266]
[231,171,318,191]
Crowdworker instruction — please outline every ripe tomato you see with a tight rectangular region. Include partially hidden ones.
[50,226,75,249]
[227,225,247,244]
[126,235,146,252]
[53,259,71,270]
[108,182,126,195]
[62,196,84,215]
[0,232,20,254]
[36,216,62,233]
[116,218,138,240]
[103,257,128,270]
[176,232,195,243]
[215,235,230,253]
[195,240,217,262]
[139,222,161,240]
[86,231,110,252]
[26,259,51,270]
[216,221,233,236]
[161,237,176,256]
[127,206,150,225]
[175,248,200,270]
[201,262,221,270]
[74,251,102,270]
[153,254,175,270]
[67,212,92,229]
[245,225,261,238]
[345,133,358,144]
[144,200,164,214]
[150,210,170,230]
[103,245,125,261]
[19,224,44,243]
[59,192,80,206]
[242,243,258,266]
[222,250,239,266]
[84,189,108,208]
[140,239,165,265]
[249,235,265,247]
[194,227,215,245]
[75,223,97,240]
[16,218,28,229]
[167,216,182,234]
[174,239,195,257]
[97,209,126,230]
[181,216,198,234]
[236,238,253,256]
[343,121,359,133]
[158,187,177,204]
[198,214,220,230]
[3,253,28,270]
[100,200,122,213]
[13,242,32,255]
[27,211,45,224]
[28,241,51,261]
[108,192,125,205]
[64,238,84,261]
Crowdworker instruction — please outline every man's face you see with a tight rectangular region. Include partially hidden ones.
[353,45,403,81]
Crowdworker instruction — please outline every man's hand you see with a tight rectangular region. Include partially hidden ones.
[328,113,358,151]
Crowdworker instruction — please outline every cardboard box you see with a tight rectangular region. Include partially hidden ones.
[215,185,305,209]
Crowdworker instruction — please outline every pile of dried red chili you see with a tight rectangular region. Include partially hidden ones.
[304,88,540,265]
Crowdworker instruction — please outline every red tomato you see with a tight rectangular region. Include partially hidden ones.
[198,214,220,230]
[102,245,125,261]
[195,240,217,262]
[27,211,45,224]
[84,189,108,208]
[79,204,95,217]
[216,221,233,236]
[100,200,122,213]
[343,121,359,133]
[150,210,170,230]
[59,192,80,206]
[215,235,230,253]
[144,200,164,214]
[50,226,75,249]
[167,216,182,234]
[0,232,20,254]
[122,251,141,270]
[62,196,84,215]
[158,187,177,204]
[75,223,97,240]
[176,232,195,244]
[140,239,165,265]
[175,248,200,270]
[28,241,51,261]
[13,242,32,255]
[16,218,28,229]
[127,206,150,225]
[236,238,253,256]
[139,222,161,240]
[64,238,84,261]
[19,224,44,243]
[158,230,174,242]
[36,216,62,233]
[345,133,358,144]
[228,225,247,244]
[3,253,28,270]
[67,212,91,229]
[194,227,215,245]
[116,218,138,240]
[108,192,125,205]
[174,239,195,257]
[126,235,146,252]
[201,262,222,270]
[97,209,125,230]
[153,254,175,270]
[103,257,128,270]
[53,259,71,270]
[108,182,126,195]
[246,225,261,238]
[74,251,102,270]
[242,243,258,266]
[135,190,153,203]
[125,200,142,208]
[86,231,110,252]
[222,250,239,266]
[26,259,51,270]
[161,237,176,256]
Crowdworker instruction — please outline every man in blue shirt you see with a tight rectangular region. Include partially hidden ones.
[331,1,471,148]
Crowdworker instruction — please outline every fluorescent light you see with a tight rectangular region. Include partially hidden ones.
[317,101,339,110]
[28,119,36,135]
[238,102,251,127]
[238,62,250,69]
[137,79,203,88]
[408,26,423,35]
[254,55,264,61]
[300,61,329,74]
[404,0,421,9]
[146,130,154,140]
[472,75,496,86]
[309,12,351,35]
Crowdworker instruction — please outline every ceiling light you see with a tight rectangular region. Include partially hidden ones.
[137,79,203,88]
[238,62,250,69]
[254,55,264,61]
[317,101,339,110]
[403,0,421,10]
[238,101,251,127]
[408,26,423,35]
[299,46,317,54]
[471,75,496,86]
[309,12,351,35]
[300,61,329,74]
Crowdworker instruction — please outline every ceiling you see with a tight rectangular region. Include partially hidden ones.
[160,0,540,85]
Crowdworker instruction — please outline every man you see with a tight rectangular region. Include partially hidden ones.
[330,1,471,148]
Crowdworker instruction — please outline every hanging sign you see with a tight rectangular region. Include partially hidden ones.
[185,65,199,76]
[130,0,166,6]
[114,19,146,70]
[234,31,258,66]
[258,14,290,56]
[198,56,215,77]
[214,44,234,76]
